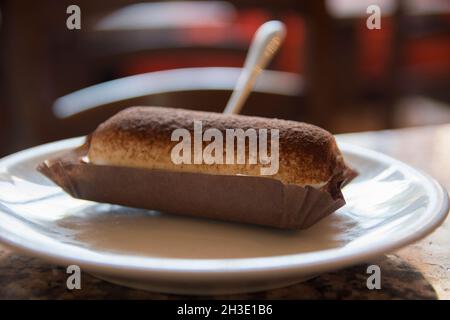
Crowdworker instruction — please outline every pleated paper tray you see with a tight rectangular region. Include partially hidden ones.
[38,140,346,229]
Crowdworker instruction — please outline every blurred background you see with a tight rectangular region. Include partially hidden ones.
[0,0,449,157]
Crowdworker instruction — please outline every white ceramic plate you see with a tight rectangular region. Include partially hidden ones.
[0,137,448,295]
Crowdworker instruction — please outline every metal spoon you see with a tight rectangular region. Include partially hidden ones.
[223,20,286,115]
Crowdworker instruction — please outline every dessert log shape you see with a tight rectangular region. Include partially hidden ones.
[38,106,357,229]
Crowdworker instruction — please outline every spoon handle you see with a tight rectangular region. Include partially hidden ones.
[223,20,286,115]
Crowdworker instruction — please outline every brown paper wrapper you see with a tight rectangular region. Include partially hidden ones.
[37,141,349,229]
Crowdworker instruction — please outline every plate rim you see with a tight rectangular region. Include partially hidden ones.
[0,137,448,278]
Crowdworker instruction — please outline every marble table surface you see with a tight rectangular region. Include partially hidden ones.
[0,124,449,299]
